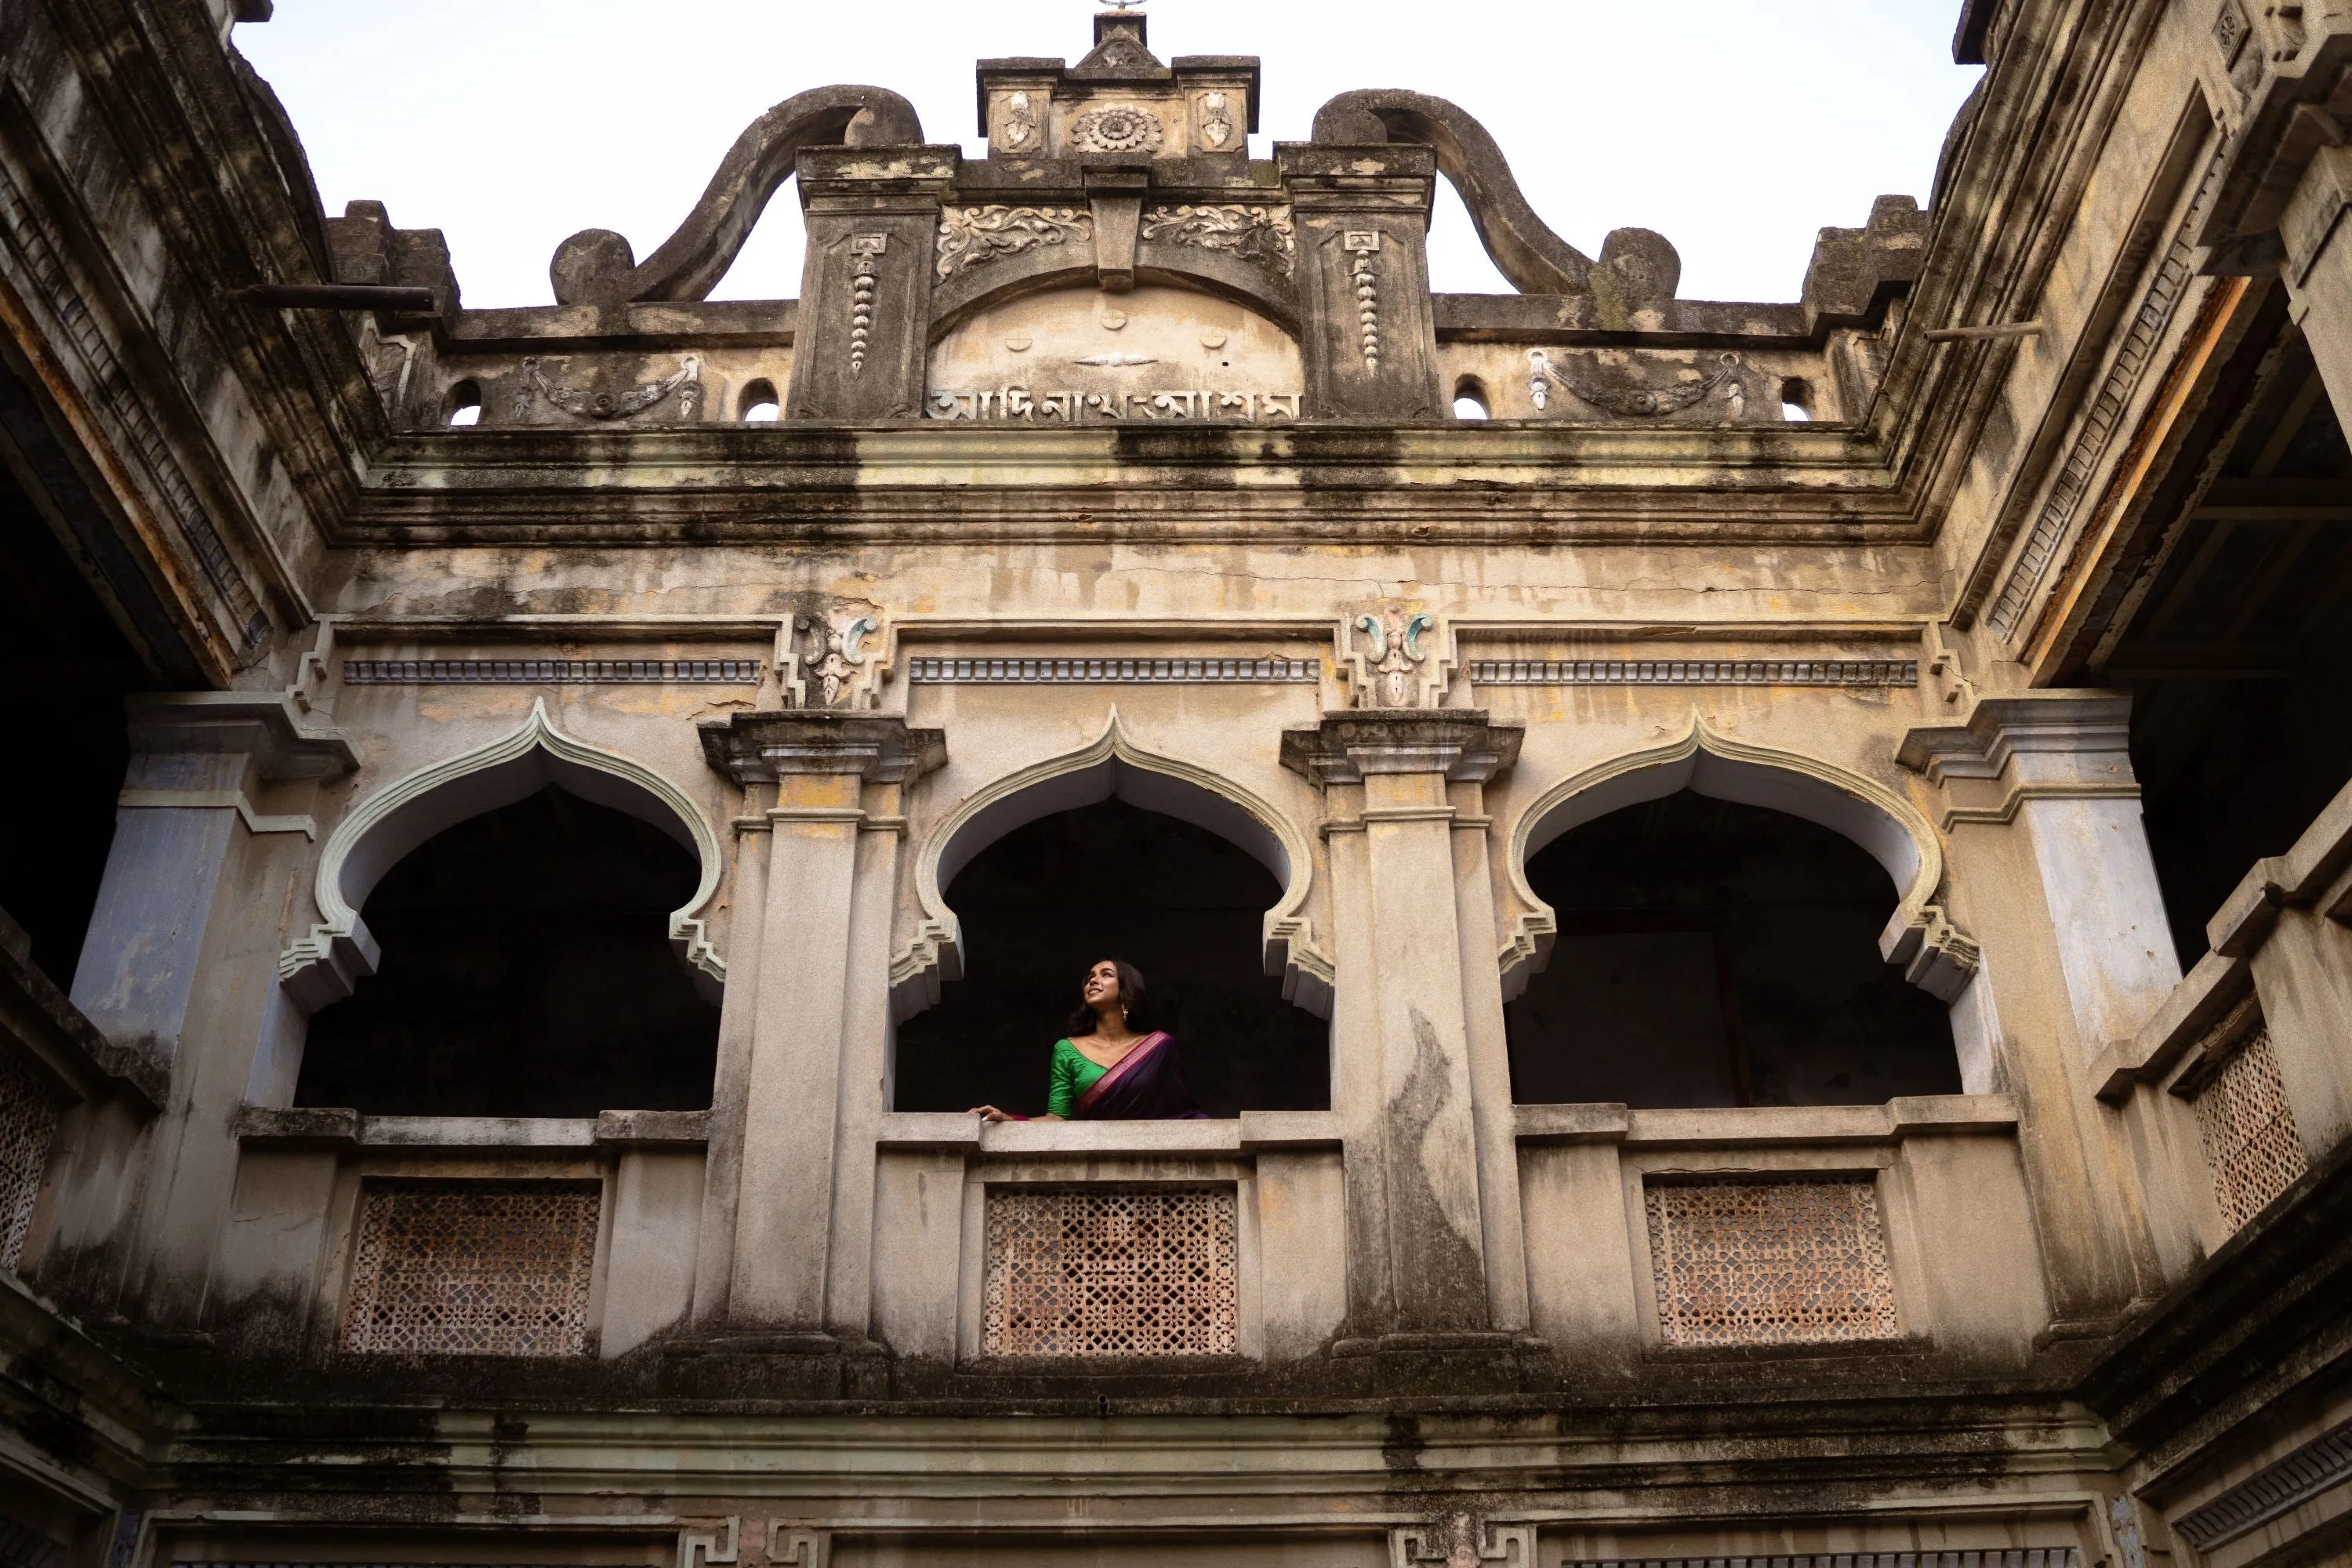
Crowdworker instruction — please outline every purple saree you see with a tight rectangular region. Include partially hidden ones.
[1072,1031,1206,1120]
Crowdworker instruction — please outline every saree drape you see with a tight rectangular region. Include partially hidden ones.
[1071,1031,1205,1120]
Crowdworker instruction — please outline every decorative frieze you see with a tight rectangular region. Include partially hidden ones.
[1471,658,1918,687]
[1984,146,2226,637]
[343,659,761,685]
[1644,1176,1902,1348]
[2175,1420,2352,1549]
[908,655,1319,684]
[2184,1007,2307,1232]
[1142,204,1295,274]
[982,1186,1239,1358]
[1566,1555,2078,1568]
[935,205,1092,281]
[926,387,1301,422]
[339,1181,601,1357]
[0,1056,60,1271]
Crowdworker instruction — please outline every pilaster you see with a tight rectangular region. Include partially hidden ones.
[63,692,351,1327]
[695,713,946,1343]
[784,148,958,422]
[1280,710,1526,1349]
[2281,143,2352,430]
[1275,144,1442,420]
[1899,691,2170,1324]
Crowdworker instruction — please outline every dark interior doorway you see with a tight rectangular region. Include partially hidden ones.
[1507,789,1961,1108]
[296,785,719,1116]
[892,796,1329,1117]
[0,459,152,989]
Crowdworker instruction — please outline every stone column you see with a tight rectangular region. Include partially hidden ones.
[695,712,944,1345]
[1280,710,1526,1351]
[1899,692,2174,1322]
[2281,143,2352,432]
[784,148,956,422]
[62,692,353,1326]
[1276,144,1442,420]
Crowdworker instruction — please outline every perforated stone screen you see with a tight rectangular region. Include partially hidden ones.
[2192,1023,2307,1233]
[340,1181,600,1356]
[983,1186,1239,1358]
[0,1054,60,1270]
[1644,1175,1901,1348]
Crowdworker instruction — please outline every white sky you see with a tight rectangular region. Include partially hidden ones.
[236,1,1980,310]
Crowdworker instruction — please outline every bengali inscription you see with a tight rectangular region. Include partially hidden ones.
[927,387,1301,423]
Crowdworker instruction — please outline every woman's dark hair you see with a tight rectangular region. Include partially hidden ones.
[1066,957,1146,1036]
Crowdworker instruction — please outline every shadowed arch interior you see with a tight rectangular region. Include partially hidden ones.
[893,797,1328,1117]
[1508,790,1961,1108]
[296,785,719,1116]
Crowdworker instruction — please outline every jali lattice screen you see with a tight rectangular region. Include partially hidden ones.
[2191,1022,2307,1233]
[0,1054,60,1271]
[340,1181,600,1356]
[983,1186,1239,1357]
[1644,1176,1901,1348]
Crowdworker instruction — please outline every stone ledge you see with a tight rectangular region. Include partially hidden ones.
[1513,1094,2020,1147]
[2096,949,2254,1104]
[232,1107,710,1152]
[874,1111,1341,1155]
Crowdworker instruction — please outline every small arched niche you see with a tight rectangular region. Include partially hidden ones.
[927,285,1302,418]
[1504,724,1978,1109]
[296,784,719,1116]
[895,731,1327,1118]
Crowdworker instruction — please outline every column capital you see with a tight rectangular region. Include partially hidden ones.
[1895,691,2135,788]
[125,691,357,778]
[1280,710,1522,786]
[698,711,946,786]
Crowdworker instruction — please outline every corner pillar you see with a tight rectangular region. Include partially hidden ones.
[1276,144,1442,419]
[2281,143,2352,431]
[784,148,957,421]
[695,712,945,1341]
[1281,710,1526,1349]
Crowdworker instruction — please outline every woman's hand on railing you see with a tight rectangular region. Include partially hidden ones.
[971,1105,1060,1122]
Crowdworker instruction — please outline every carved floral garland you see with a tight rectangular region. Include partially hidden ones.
[935,206,1094,280]
[1141,205,1295,275]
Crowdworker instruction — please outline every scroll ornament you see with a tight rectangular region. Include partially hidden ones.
[1141,205,1295,274]
[804,615,879,709]
[936,206,1093,280]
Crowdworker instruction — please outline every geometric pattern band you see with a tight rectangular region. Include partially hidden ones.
[983,1186,1239,1357]
[1471,658,1918,687]
[909,656,1319,685]
[339,1181,600,1357]
[343,659,761,684]
[2174,1420,2352,1548]
[1644,1176,1902,1348]
[1566,1554,2082,1568]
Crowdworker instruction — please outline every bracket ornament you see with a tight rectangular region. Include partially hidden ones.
[802,614,880,709]
[1355,608,1435,707]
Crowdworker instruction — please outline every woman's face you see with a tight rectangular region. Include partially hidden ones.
[1081,960,1123,1013]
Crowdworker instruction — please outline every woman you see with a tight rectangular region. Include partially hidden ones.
[971,958,1203,1121]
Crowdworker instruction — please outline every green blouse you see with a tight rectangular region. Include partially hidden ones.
[1046,1037,1108,1118]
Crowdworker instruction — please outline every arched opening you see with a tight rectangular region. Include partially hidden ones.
[1453,376,1491,420]
[1780,377,1813,422]
[445,380,482,426]
[739,378,781,422]
[894,795,1329,1118]
[296,784,719,1116]
[1508,789,1961,1107]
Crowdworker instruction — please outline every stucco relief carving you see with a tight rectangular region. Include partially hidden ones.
[1196,91,1238,151]
[1391,1514,1537,1568]
[993,91,1041,153]
[1345,230,1384,369]
[1069,104,1164,154]
[1355,608,1434,707]
[935,206,1093,281]
[514,354,703,421]
[1529,348,1744,418]
[1142,204,1295,274]
[800,615,879,709]
[847,234,887,374]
